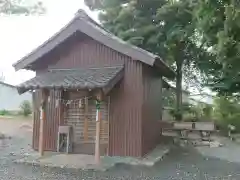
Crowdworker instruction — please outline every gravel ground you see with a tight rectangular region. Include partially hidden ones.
[1,119,240,180]
[1,137,240,180]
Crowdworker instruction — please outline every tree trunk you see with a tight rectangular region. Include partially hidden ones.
[176,63,183,121]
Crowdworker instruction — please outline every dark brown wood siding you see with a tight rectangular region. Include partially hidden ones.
[142,65,163,156]
[32,91,40,150]
[32,90,62,151]
[35,34,125,70]
[33,35,144,156]
[108,60,143,157]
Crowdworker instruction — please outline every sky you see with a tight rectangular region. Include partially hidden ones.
[0,0,97,85]
[0,0,213,104]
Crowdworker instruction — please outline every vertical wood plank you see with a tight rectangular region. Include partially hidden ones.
[59,90,64,126]
[107,96,110,155]
[84,96,88,142]
[95,93,102,164]
[39,89,48,156]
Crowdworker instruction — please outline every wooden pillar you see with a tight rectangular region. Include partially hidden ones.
[59,90,64,126]
[39,89,48,156]
[95,92,102,164]
[84,96,89,142]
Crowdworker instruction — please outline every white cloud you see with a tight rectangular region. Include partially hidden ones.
[0,0,98,85]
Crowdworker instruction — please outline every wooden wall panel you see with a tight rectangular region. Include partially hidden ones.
[32,90,62,151]
[142,65,163,156]
[34,35,145,157]
[32,91,41,150]
[108,60,143,157]
[34,34,125,71]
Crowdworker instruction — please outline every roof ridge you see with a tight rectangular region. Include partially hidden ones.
[77,10,172,70]
[79,13,159,60]
[75,9,112,34]
[74,9,91,21]
[75,9,87,17]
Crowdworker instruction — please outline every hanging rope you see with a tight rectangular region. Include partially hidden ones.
[54,96,93,107]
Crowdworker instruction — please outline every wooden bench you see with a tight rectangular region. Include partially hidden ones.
[162,121,215,142]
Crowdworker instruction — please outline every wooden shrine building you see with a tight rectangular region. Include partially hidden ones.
[13,10,175,159]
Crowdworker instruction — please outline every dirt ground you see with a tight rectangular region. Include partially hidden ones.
[0,117,33,136]
[1,117,240,180]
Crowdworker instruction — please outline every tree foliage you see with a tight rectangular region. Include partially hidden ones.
[20,100,32,116]
[213,96,240,132]
[194,0,240,94]
[85,0,210,120]
[0,0,45,15]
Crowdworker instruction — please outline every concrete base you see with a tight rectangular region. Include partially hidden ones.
[195,136,240,163]
[14,145,170,171]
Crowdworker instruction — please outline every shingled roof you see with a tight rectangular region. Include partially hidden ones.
[12,10,175,78]
[17,66,124,94]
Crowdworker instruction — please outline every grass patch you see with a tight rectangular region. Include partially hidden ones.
[0,109,32,120]
[0,109,10,116]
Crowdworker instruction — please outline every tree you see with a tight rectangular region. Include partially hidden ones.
[213,96,240,133]
[0,0,45,15]
[194,0,240,95]
[20,100,32,116]
[85,0,209,120]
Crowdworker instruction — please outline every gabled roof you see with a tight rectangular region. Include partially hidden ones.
[12,10,175,78]
[17,66,124,94]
